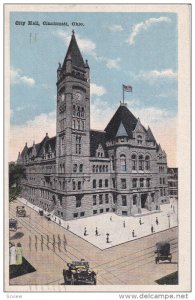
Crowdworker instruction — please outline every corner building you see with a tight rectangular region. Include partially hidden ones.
[18,32,169,221]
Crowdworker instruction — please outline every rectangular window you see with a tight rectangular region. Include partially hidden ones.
[112,178,116,188]
[163,178,165,184]
[99,194,103,205]
[73,213,78,218]
[100,209,104,213]
[73,164,77,173]
[93,210,97,215]
[146,178,151,188]
[105,194,109,203]
[140,178,144,188]
[132,178,137,188]
[76,135,81,154]
[122,211,127,216]
[93,195,97,205]
[106,208,110,212]
[61,212,63,217]
[151,193,155,202]
[122,195,127,206]
[105,179,109,187]
[79,164,83,172]
[73,181,76,190]
[121,179,126,189]
[80,212,85,217]
[78,181,81,190]
[93,179,96,188]
[99,179,102,188]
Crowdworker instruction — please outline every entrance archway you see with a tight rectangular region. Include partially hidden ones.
[141,194,147,208]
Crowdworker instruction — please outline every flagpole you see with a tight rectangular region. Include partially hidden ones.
[122,85,124,103]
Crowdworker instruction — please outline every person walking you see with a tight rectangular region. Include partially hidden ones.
[84,227,87,236]
[95,227,98,236]
[132,230,135,238]
[110,216,112,221]
[139,218,142,225]
[106,233,110,243]
[67,224,70,230]
[123,221,126,228]
[151,225,154,234]
[156,217,159,225]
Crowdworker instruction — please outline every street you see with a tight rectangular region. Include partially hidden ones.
[9,199,178,287]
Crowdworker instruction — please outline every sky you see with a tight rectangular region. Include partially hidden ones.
[9,12,178,166]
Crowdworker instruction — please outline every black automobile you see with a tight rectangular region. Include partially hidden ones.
[63,260,96,285]
[155,241,172,264]
[9,218,18,231]
[16,206,26,217]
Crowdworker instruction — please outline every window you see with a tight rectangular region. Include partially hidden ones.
[146,178,151,187]
[76,135,81,154]
[62,181,65,190]
[93,179,96,188]
[100,209,104,213]
[80,212,85,217]
[137,135,143,145]
[112,178,116,188]
[73,181,76,190]
[132,178,137,188]
[122,195,127,206]
[93,210,97,215]
[132,154,137,171]
[121,178,126,189]
[92,165,95,173]
[160,189,163,196]
[164,188,166,196]
[120,154,127,171]
[133,195,137,205]
[99,179,102,188]
[73,119,76,129]
[151,193,155,202]
[111,155,115,170]
[103,165,105,173]
[99,194,103,205]
[105,179,109,187]
[78,181,81,190]
[106,208,110,212]
[82,121,85,130]
[122,211,127,216]
[73,164,77,173]
[99,165,102,173]
[106,165,108,172]
[163,178,165,184]
[93,195,97,205]
[140,178,144,188]
[145,156,150,170]
[79,164,83,173]
[76,197,81,207]
[73,105,76,116]
[105,194,109,203]
[138,155,144,170]
[160,178,162,184]
[73,213,78,218]
[77,120,80,130]
[81,107,84,118]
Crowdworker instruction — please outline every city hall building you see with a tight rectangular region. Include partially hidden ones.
[17,31,169,221]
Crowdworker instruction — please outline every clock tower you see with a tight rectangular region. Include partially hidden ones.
[56,30,90,180]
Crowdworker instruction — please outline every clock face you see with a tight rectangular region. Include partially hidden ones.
[75,92,82,100]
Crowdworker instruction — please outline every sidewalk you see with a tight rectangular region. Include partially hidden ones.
[18,197,178,250]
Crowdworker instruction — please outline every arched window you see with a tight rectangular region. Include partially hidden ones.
[138,155,144,171]
[137,135,143,145]
[99,165,102,173]
[103,165,105,173]
[120,154,127,171]
[131,154,137,171]
[145,155,150,170]
[95,165,98,173]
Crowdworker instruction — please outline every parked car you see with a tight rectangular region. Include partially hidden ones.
[155,241,172,264]
[63,260,96,285]
[45,213,51,221]
[39,209,44,216]
[16,206,26,217]
[9,218,18,231]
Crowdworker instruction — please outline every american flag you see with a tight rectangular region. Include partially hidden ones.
[123,84,133,92]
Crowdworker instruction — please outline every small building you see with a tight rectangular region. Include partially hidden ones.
[167,168,178,199]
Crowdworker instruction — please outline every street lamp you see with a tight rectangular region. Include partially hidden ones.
[167,213,170,228]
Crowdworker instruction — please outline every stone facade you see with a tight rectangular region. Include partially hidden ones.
[17,31,169,221]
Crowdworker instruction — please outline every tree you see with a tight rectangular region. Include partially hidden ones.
[9,163,26,202]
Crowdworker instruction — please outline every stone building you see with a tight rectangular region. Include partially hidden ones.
[17,31,169,221]
[167,168,178,199]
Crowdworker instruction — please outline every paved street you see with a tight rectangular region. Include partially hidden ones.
[9,199,178,288]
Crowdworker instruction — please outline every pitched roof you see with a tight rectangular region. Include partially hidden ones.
[62,31,85,70]
[147,126,156,142]
[104,104,138,139]
[115,121,128,137]
[90,130,108,157]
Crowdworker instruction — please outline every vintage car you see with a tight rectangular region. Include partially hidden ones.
[44,213,51,221]
[63,260,97,285]
[9,218,18,231]
[39,209,44,216]
[16,206,26,217]
[155,241,172,264]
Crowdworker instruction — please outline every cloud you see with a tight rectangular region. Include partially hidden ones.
[9,111,56,162]
[55,30,96,56]
[105,57,121,70]
[10,67,35,86]
[107,24,124,32]
[130,69,177,84]
[127,16,171,45]
[91,83,106,96]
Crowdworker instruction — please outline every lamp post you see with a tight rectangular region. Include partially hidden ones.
[167,213,170,228]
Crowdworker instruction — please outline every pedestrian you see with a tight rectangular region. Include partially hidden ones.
[95,227,98,236]
[132,230,135,238]
[123,221,125,228]
[139,218,142,225]
[151,225,154,234]
[84,227,87,236]
[110,216,112,221]
[67,224,70,230]
[59,219,61,226]
[156,217,159,225]
[106,233,109,243]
